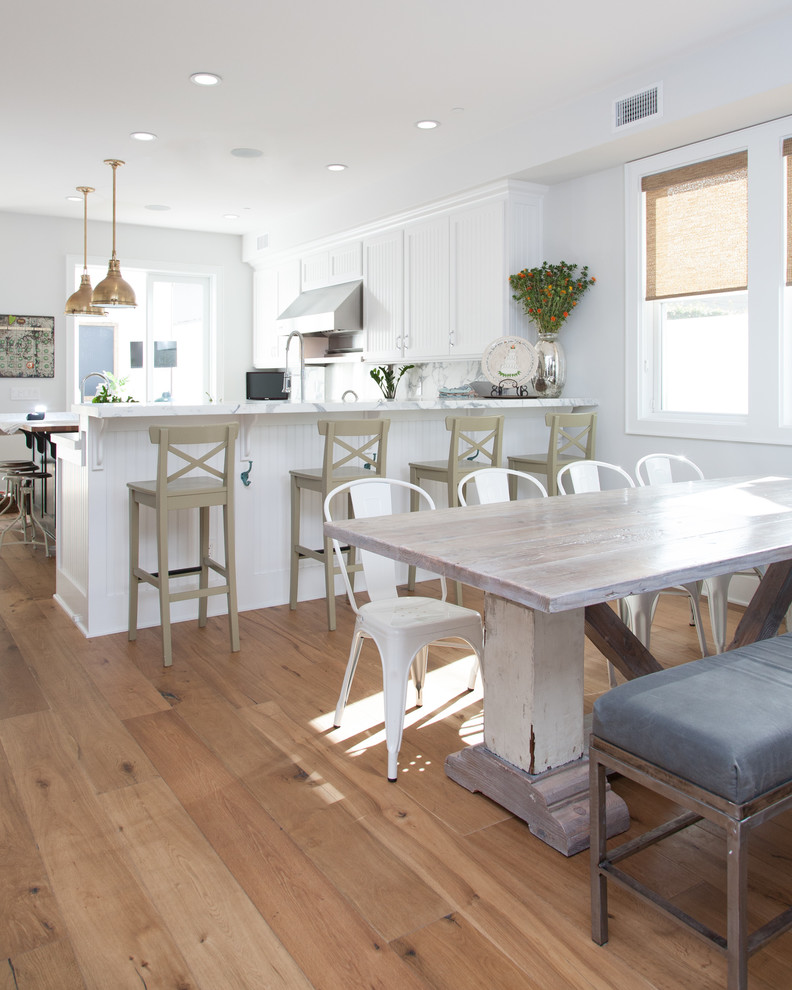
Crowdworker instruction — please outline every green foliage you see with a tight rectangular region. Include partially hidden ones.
[92,372,137,403]
[369,364,415,399]
[509,260,596,333]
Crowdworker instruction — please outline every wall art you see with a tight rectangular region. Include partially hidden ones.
[0,314,55,378]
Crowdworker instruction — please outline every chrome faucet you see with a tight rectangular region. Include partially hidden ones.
[80,371,109,402]
[283,330,305,403]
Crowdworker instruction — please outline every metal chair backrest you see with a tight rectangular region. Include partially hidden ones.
[318,418,390,489]
[557,459,634,494]
[635,453,705,486]
[457,467,547,505]
[324,478,445,610]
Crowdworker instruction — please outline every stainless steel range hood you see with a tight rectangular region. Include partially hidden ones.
[277,279,362,335]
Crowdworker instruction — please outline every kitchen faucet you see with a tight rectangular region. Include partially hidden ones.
[80,371,109,402]
[283,330,305,403]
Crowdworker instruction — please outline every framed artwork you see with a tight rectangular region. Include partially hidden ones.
[0,314,55,378]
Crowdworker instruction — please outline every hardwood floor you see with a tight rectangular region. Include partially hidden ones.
[1,541,792,989]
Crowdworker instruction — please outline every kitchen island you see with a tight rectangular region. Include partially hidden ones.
[53,397,597,638]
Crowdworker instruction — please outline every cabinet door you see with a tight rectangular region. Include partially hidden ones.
[363,230,404,361]
[451,201,506,357]
[252,262,300,367]
[404,216,450,359]
[329,242,362,283]
[301,242,362,290]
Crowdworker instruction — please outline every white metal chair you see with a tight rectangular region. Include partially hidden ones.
[556,459,709,661]
[635,452,765,653]
[324,478,484,781]
[457,467,548,506]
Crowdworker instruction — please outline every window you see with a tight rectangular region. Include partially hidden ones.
[71,264,217,404]
[626,117,790,444]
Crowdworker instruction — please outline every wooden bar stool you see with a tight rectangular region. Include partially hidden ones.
[289,418,390,631]
[508,411,596,496]
[407,414,503,602]
[590,634,792,990]
[128,422,240,667]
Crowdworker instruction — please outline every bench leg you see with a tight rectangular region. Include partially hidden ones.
[726,819,749,990]
[590,750,609,945]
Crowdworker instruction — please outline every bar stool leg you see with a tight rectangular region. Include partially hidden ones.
[324,527,337,631]
[128,493,140,641]
[156,499,173,667]
[407,466,419,592]
[223,500,240,651]
[289,475,301,611]
[198,505,210,628]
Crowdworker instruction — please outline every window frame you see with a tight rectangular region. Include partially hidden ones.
[65,257,222,406]
[625,116,790,445]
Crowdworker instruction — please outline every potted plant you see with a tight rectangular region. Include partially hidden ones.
[508,261,596,397]
[369,364,414,400]
[92,372,138,403]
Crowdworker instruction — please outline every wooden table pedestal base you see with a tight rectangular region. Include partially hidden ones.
[445,743,629,856]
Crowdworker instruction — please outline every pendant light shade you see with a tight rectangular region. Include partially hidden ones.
[92,159,137,309]
[65,186,108,316]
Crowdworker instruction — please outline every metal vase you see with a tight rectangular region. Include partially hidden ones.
[532,332,566,398]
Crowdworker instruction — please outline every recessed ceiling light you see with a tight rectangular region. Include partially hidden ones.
[145,204,171,211]
[230,148,263,158]
[130,131,157,142]
[190,71,222,86]
[66,195,82,202]
[326,163,348,171]
[223,213,239,220]
[415,119,440,129]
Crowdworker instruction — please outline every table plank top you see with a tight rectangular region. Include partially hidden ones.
[324,476,792,613]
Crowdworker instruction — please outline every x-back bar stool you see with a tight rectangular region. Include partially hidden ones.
[127,422,240,667]
[407,414,503,603]
[289,418,390,631]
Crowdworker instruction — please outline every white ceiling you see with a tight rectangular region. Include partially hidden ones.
[4,0,792,236]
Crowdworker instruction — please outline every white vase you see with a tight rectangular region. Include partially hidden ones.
[532,333,566,398]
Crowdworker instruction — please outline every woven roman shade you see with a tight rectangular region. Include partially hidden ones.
[642,152,748,301]
[784,138,792,285]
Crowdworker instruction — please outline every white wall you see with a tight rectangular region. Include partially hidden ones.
[0,211,252,419]
[543,168,790,479]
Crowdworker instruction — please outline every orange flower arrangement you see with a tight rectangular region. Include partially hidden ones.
[509,261,596,334]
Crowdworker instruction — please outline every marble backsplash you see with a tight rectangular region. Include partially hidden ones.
[325,360,482,402]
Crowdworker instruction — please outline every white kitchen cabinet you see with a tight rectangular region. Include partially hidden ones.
[450,200,507,358]
[403,201,508,361]
[403,216,450,360]
[252,260,300,367]
[363,229,404,362]
[301,241,363,291]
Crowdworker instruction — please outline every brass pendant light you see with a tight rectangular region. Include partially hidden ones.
[65,186,108,316]
[92,159,137,309]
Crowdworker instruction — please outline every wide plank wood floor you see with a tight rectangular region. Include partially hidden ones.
[1,540,792,989]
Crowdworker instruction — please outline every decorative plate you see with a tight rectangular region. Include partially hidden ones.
[481,336,538,388]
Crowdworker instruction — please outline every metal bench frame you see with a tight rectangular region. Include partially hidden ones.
[590,735,792,990]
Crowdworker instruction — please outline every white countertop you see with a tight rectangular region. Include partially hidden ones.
[70,396,598,419]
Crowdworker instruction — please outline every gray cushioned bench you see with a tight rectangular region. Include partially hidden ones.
[589,632,792,990]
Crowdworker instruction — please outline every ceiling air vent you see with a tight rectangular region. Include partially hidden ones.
[613,84,662,131]
[257,233,269,251]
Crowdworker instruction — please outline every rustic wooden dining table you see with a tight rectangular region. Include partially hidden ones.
[325,475,792,855]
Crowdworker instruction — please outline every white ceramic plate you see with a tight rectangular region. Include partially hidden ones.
[481,336,537,388]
